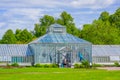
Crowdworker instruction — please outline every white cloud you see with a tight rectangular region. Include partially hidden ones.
[0,0,118,39]
[3,8,44,20]
[0,0,116,9]
[0,8,45,38]
[0,22,6,28]
[70,0,115,9]
[72,11,101,15]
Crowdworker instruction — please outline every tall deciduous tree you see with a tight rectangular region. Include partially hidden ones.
[34,15,54,37]
[109,8,120,28]
[15,29,22,41]
[40,15,55,27]
[81,8,120,44]
[99,11,109,21]
[18,29,33,43]
[57,11,79,36]
[57,11,74,25]
[1,29,16,44]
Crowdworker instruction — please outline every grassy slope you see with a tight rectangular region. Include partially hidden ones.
[0,68,120,80]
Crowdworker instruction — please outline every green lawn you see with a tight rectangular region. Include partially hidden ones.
[0,67,120,80]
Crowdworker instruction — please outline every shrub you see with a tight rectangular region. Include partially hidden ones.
[81,60,90,68]
[79,64,85,68]
[34,64,42,67]
[11,63,19,67]
[44,64,49,68]
[34,64,58,68]
[74,64,80,68]
[50,64,58,68]
[114,61,119,67]
[92,63,102,67]
[74,63,85,68]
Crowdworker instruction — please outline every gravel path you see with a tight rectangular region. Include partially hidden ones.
[98,67,120,71]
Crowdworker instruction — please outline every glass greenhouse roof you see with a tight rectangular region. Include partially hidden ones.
[0,44,33,56]
[31,24,90,44]
[49,23,64,28]
[31,33,90,43]
[92,45,120,56]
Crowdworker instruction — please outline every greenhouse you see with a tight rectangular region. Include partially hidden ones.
[0,44,33,65]
[0,24,120,66]
[0,24,92,66]
[29,24,92,65]
[92,45,120,64]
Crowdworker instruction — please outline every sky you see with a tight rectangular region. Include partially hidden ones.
[0,0,120,39]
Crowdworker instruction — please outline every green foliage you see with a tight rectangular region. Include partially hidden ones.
[43,64,49,68]
[114,61,120,67]
[34,64,43,67]
[1,8,120,44]
[99,11,109,21]
[0,40,1,43]
[40,15,55,27]
[81,8,120,44]
[74,64,84,68]
[81,60,90,68]
[109,8,120,28]
[57,11,79,36]
[74,64,80,68]
[49,64,58,68]
[57,11,73,25]
[18,29,33,43]
[74,62,90,69]
[34,24,46,37]
[33,15,55,37]
[34,64,58,68]
[11,63,19,67]
[1,29,17,44]
[15,29,22,41]
[92,63,102,67]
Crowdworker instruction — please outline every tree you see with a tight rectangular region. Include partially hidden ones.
[0,40,2,43]
[57,11,74,25]
[40,15,55,27]
[15,29,22,41]
[81,8,120,44]
[57,11,79,36]
[1,29,16,44]
[34,24,47,37]
[34,15,55,37]
[99,11,109,21]
[18,29,33,43]
[109,8,120,28]
[34,24,41,37]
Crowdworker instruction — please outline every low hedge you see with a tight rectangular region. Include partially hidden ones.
[11,63,19,67]
[34,64,58,68]
[74,64,84,68]
[114,61,120,67]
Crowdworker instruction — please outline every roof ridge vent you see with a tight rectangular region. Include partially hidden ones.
[47,24,66,33]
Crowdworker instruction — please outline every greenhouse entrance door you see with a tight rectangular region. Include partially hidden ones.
[57,47,72,67]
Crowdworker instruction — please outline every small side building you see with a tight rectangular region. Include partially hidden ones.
[0,44,33,66]
[92,45,120,64]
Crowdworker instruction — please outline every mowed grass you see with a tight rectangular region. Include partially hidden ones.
[0,67,120,80]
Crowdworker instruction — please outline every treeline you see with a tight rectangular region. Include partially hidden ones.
[80,8,120,44]
[0,11,79,44]
[0,8,120,44]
